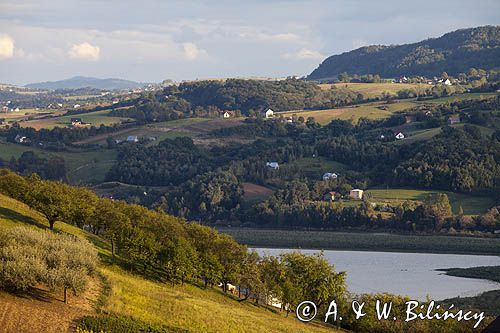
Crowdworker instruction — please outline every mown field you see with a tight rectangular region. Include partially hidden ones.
[20,109,132,130]
[366,188,494,215]
[219,228,500,255]
[318,82,429,98]
[278,100,417,124]
[0,140,117,184]
[0,193,340,333]
[420,92,497,104]
[284,157,349,179]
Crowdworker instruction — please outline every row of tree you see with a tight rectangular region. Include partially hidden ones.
[0,169,347,314]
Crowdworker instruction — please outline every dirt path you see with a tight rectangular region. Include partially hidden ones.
[0,276,102,333]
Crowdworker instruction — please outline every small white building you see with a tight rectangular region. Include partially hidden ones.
[127,135,139,142]
[73,104,81,109]
[443,78,452,86]
[322,172,338,181]
[221,111,232,119]
[265,109,274,119]
[266,162,279,170]
[350,189,364,200]
[395,132,405,140]
[14,134,28,143]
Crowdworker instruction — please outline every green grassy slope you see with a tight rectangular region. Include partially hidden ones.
[0,193,339,333]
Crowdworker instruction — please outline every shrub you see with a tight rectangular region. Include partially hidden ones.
[0,227,98,302]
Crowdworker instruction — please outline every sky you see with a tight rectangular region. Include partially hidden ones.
[0,0,499,85]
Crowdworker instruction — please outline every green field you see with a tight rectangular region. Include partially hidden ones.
[419,92,497,104]
[0,193,339,333]
[278,100,417,125]
[285,157,349,179]
[20,109,132,129]
[0,140,117,184]
[219,228,500,255]
[319,82,430,98]
[366,188,494,215]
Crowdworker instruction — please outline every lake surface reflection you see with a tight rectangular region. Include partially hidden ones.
[254,248,500,300]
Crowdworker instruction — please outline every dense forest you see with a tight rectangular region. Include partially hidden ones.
[309,26,500,79]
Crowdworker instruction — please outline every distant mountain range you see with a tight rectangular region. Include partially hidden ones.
[308,26,500,80]
[25,76,145,90]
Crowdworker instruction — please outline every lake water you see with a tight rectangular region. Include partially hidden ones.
[253,248,500,301]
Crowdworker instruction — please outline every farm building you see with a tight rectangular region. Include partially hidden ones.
[14,134,28,143]
[127,135,139,142]
[448,115,460,125]
[265,109,274,119]
[349,189,364,200]
[266,162,279,170]
[322,172,338,180]
[220,111,233,119]
[323,191,337,202]
[395,132,405,140]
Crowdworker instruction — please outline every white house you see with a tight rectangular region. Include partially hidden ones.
[73,104,81,109]
[349,189,364,200]
[265,109,274,119]
[266,162,279,170]
[14,134,28,143]
[14,107,20,112]
[395,132,405,140]
[322,172,338,181]
[221,111,232,119]
[443,78,452,86]
[127,135,139,142]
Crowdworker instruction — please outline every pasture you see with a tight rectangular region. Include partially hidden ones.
[285,157,349,179]
[419,92,497,104]
[0,140,117,184]
[318,82,430,98]
[20,109,132,130]
[366,188,494,215]
[278,100,417,124]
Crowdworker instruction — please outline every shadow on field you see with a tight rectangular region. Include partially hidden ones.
[0,206,46,229]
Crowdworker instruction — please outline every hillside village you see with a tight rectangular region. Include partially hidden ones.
[0,20,499,333]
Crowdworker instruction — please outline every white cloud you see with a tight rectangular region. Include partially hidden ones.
[282,48,324,60]
[0,34,15,59]
[182,42,207,60]
[239,31,300,42]
[68,42,100,60]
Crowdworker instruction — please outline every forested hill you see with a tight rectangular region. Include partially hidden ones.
[308,26,500,80]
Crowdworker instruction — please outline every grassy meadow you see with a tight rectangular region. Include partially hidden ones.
[366,188,494,215]
[0,140,117,184]
[278,100,417,124]
[19,109,132,130]
[318,82,429,98]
